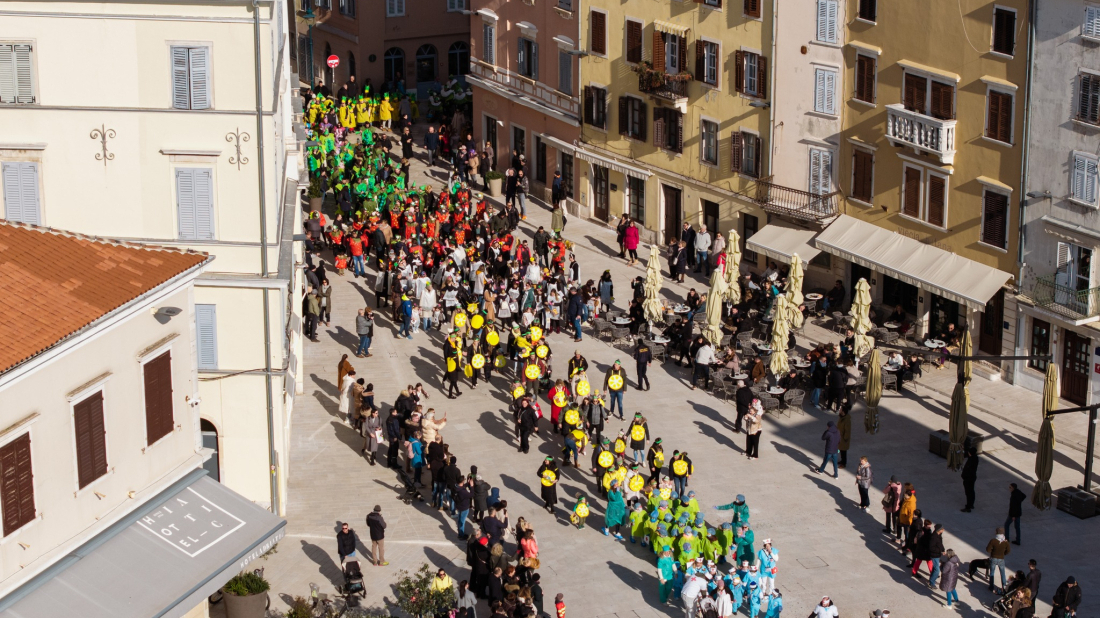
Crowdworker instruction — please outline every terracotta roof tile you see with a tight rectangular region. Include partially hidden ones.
[0,221,209,374]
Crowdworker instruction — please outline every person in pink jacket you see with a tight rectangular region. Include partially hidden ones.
[623,220,641,265]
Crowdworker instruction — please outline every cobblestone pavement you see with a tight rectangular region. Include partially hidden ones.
[233,124,1100,618]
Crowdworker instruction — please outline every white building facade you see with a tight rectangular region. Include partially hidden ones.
[0,0,307,513]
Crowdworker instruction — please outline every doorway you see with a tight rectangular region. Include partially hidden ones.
[930,293,962,338]
[703,199,719,236]
[881,273,917,317]
[484,115,498,169]
[979,289,1004,355]
[594,165,610,222]
[512,125,526,157]
[415,44,438,84]
[662,185,682,244]
[1062,329,1091,405]
[200,419,220,482]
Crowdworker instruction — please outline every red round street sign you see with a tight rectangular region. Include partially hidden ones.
[327,55,340,68]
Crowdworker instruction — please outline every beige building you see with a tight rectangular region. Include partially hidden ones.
[0,0,306,512]
[0,223,284,618]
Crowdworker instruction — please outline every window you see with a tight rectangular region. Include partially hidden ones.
[981,189,1009,249]
[855,54,876,103]
[584,86,608,128]
[1072,152,1099,206]
[851,149,874,203]
[349,52,356,79]
[985,90,1013,143]
[1028,318,1050,371]
[816,0,839,44]
[170,46,211,110]
[518,37,538,79]
[558,51,572,95]
[930,81,954,119]
[386,0,405,17]
[143,351,175,446]
[734,51,766,98]
[629,176,645,222]
[384,47,404,84]
[858,0,876,22]
[730,132,761,177]
[0,43,35,104]
[316,0,330,9]
[903,73,955,119]
[590,11,607,56]
[448,42,470,76]
[663,33,684,73]
[482,24,495,65]
[196,304,218,370]
[561,153,574,199]
[73,391,108,489]
[536,137,546,183]
[808,148,833,195]
[415,44,437,83]
[653,107,683,153]
[446,0,466,11]
[1086,6,1100,38]
[1,162,41,225]
[744,0,761,18]
[339,0,356,16]
[742,213,759,262]
[626,20,643,63]
[702,0,721,7]
[901,166,948,227]
[927,175,946,227]
[176,168,214,241]
[558,0,573,10]
[513,125,526,156]
[1078,73,1100,124]
[0,433,35,536]
[1056,242,1094,299]
[813,68,837,115]
[992,7,1016,56]
[703,199,719,235]
[618,96,646,140]
[701,119,718,165]
[902,166,922,218]
[696,41,719,86]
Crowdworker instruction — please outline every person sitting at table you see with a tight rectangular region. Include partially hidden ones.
[685,289,702,319]
[687,335,707,370]
[887,351,905,369]
[777,370,799,391]
[823,280,846,312]
[887,305,910,334]
[900,354,923,386]
[750,357,767,384]
[840,329,855,359]
[696,293,708,319]
[627,299,646,335]
[867,305,883,327]
[762,261,780,282]
[721,347,741,374]
[936,323,961,367]
[727,306,744,332]
[807,344,826,364]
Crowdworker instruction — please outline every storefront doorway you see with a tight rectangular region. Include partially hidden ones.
[930,293,962,339]
[1062,329,1091,405]
[662,185,682,244]
[882,274,918,317]
[593,165,610,222]
[979,289,1004,355]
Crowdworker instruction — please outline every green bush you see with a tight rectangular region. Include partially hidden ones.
[223,571,270,597]
[394,564,454,618]
[485,170,505,181]
[308,176,323,199]
[284,596,312,618]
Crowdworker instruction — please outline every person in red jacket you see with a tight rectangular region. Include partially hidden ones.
[348,236,366,277]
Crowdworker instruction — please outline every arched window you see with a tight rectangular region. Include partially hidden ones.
[348,51,356,81]
[416,44,438,83]
[448,41,470,77]
[200,419,220,482]
[384,47,405,86]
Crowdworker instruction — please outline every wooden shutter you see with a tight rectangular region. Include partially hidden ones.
[1,162,40,225]
[678,36,688,74]
[144,352,175,445]
[596,88,607,127]
[591,11,607,55]
[674,111,684,152]
[987,91,1012,142]
[927,175,945,226]
[653,108,666,148]
[730,132,743,172]
[194,168,214,240]
[196,304,219,370]
[171,47,190,109]
[852,149,873,201]
[176,169,197,240]
[745,0,761,18]
[903,167,921,217]
[856,55,875,102]
[1,434,34,536]
[1073,154,1099,204]
[752,134,762,177]
[1087,6,1100,38]
[930,82,954,120]
[0,45,14,103]
[757,55,768,98]
[1080,75,1100,123]
[695,41,705,80]
[734,50,744,93]
[627,21,642,63]
[982,191,1008,248]
[993,9,1016,55]
[188,47,210,110]
[619,96,629,134]
[903,74,926,114]
[816,0,830,41]
[584,86,594,125]
[636,100,647,141]
[531,42,539,80]
[652,31,666,72]
[74,392,108,489]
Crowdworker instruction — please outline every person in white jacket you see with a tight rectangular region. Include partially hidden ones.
[681,574,706,618]
[419,282,438,331]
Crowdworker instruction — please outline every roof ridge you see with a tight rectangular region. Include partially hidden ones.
[0,220,206,257]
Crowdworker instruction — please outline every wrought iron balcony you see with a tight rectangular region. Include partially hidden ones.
[738,177,839,222]
[1027,274,1100,321]
[637,71,689,102]
[885,103,957,165]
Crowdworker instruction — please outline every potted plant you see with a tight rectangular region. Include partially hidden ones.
[308,175,324,211]
[485,170,505,198]
[222,571,270,618]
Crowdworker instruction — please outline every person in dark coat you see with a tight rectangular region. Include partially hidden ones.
[961,447,979,512]
[1050,576,1082,618]
[536,456,561,514]
[634,339,652,390]
[471,537,492,598]
[487,567,505,604]
[679,223,697,268]
[1006,482,1026,544]
[336,521,359,563]
[472,475,491,521]
[517,402,537,454]
[817,420,841,478]
[810,358,828,409]
[366,505,388,566]
[825,361,848,412]
[939,549,962,607]
[385,409,404,468]
[672,241,689,283]
[1023,559,1042,601]
[735,381,754,433]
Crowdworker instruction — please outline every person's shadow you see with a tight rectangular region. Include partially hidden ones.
[299,539,343,584]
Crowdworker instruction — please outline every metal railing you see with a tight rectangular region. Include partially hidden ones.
[737,176,839,221]
[637,72,689,101]
[1029,274,1100,319]
[885,103,957,164]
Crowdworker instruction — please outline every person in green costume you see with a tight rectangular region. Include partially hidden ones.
[628,503,646,544]
[714,493,750,527]
[656,546,676,605]
[734,523,756,565]
[603,479,626,540]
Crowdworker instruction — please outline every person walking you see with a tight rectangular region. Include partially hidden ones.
[883,475,902,536]
[745,399,764,460]
[604,361,628,420]
[939,549,962,608]
[836,406,852,468]
[355,308,374,357]
[453,477,473,540]
[623,219,640,265]
[306,289,321,342]
[961,447,979,512]
[603,480,627,540]
[855,457,873,511]
[628,413,649,463]
[1006,482,1026,545]
[366,505,388,566]
[816,421,841,478]
[986,526,1012,593]
[691,340,715,391]
[634,339,652,390]
[551,170,565,218]
[337,521,360,564]
[537,457,560,514]
[1050,576,1081,618]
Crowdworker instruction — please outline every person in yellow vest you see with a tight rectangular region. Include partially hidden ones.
[628,412,650,463]
[603,360,629,420]
[570,495,590,529]
[378,94,395,131]
[669,450,694,498]
[355,96,368,128]
[536,456,560,514]
[647,438,665,483]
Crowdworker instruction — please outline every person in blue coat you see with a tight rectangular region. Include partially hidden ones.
[764,589,783,617]
[747,580,762,616]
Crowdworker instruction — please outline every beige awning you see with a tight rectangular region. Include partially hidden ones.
[746,222,821,264]
[572,144,653,180]
[813,214,1012,309]
[654,20,690,37]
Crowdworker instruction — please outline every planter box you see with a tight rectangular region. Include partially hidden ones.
[309,196,323,211]
[224,591,269,618]
[488,177,502,197]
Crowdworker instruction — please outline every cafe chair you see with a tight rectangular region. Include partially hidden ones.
[785,389,806,415]
[883,373,899,393]
[651,343,667,362]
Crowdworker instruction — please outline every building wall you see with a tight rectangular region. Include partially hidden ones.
[0,283,204,592]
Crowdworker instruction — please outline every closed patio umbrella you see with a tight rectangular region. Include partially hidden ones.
[946,330,972,471]
[850,278,875,358]
[642,245,664,323]
[769,295,791,376]
[864,348,883,434]
[786,253,805,331]
[1032,364,1058,510]
[703,269,728,346]
[724,230,742,305]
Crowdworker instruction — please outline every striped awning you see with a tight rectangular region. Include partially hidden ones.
[653,20,690,37]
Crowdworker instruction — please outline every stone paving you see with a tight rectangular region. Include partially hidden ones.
[231,128,1100,618]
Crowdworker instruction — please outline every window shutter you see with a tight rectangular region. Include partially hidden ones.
[176,169,197,240]
[653,108,665,148]
[1057,242,1072,272]
[144,352,175,445]
[518,42,527,77]
[532,42,539,81]
[627,21,642,63]
[591,12,606,55]
[1081,75,1100,123]
[188,47,210,110]
[171,47,190,110]
[816,0,829,42]
[745,0,761,18]
[903,167,921,217]
[903,74,926,114]
[927,176,945,226]
[2,162,40,225]
[1073,154,1087,201]
[196,304,219,370]
[1087,157,1099,204]
[675,111,684,152]
[618,96,629,134]
[652,31,666,72]
[987,91,1011,142]
[809,149,822,194]
[1,434,34,536]
[852,149,873,201]
[859,0,877,21]
[1087,6,1100,38]
[930,82,954,120]
[826,0,839,43]
[824,70,835,114]
[757,55,768,98]
[678,36,688,74]
[856,55,875,102]
[559,51,571,94]
[0,45,13,103]
[584,87,594,125]
[730,132,743,172]
[695,41,705,80]
[13,44,33,104]
[753,135,763,177]
[74,392,108,489]
[982,191,1008,248]
[994,9,1016,55]
[637,100,647,141]
[734,50,744,93]
[194,169,214,240]
[814,69,826,112]
[596,88,607,127]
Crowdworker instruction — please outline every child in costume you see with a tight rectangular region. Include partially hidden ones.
[747,581,762,617]
[628,503,646,544]
[570,496,589,529]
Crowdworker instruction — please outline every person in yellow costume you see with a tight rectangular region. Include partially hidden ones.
[571,495,590,529]
[355,96,368,128]
[378,94,395,131]
[536,456,560,514]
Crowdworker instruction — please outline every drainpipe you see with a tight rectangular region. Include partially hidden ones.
[253,0,279,515]
[766,0,778,179]
[1013,0,1037,379]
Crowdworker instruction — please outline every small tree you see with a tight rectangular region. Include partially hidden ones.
[393,564,454,618]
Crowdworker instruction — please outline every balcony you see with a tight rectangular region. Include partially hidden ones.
[885,103,957,165]
[1027,274,1100,322]
[737,177,839,222]
[635,64,689,107]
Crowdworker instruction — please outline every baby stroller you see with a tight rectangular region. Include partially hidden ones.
[396,468,425,504]
[988,570,1027,615]
[342,560,366,608]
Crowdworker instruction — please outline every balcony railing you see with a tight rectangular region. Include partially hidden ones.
[637,71,689,102]
[1028,274,1100,320]
[885,103,957,165]
[736,177,839,222]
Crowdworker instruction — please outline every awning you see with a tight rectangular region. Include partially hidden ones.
[746,221,821,263]
[813,214,1012,309]
[653,20,690,37]
[0,469,286,618]
[572,145,653,180]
